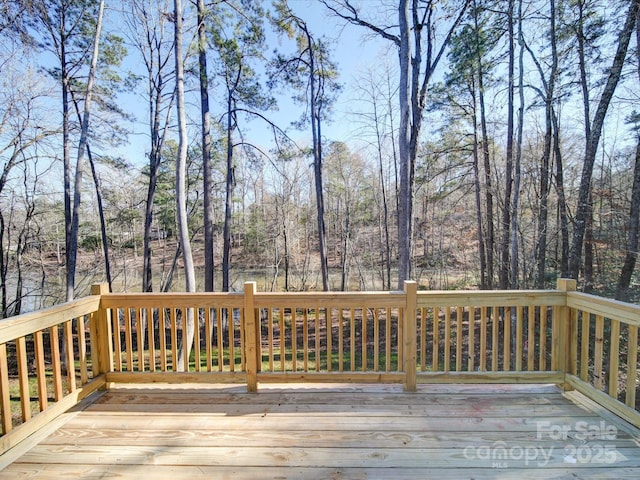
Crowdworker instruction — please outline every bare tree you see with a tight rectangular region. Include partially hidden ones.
[524,0,561,287]
[208,1,271,292]
[174,0,197,370]
[568,0,639,282]
[325,141,365,290]
[616,14,640,301]
[0,83,54,317]
[617,140,640,301]
[68,0,105,298]
[323,0,468,287]
[123,0,176,293]
[33,0,101,301]
[432,0,498,289]
[499,0,515,289]
[352,66,396,290]
[473,0,495,289]
[271,0,340,291]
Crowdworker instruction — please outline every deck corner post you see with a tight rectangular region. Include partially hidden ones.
[244,281,259,393]
[90,283,113,376]
[403,281,418,392]
[553,279,577,388]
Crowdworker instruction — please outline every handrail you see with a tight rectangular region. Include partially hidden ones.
[0,291,106,454]
[101,292,244,309]
[255,291,406,308]
[567,292,640,327]
[1,278,639,453]
[415,289,566,308]
[0,296,101,344]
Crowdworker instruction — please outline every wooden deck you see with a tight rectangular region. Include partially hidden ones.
[1,383,640,479]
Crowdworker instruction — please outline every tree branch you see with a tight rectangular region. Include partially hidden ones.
[320,0,400,46]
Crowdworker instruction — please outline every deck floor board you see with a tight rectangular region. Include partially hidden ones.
[2,383,640,479]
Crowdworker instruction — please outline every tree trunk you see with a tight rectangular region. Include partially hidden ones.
[87,144,112,291]
[476,17,494,288]
[386,68,400,223]
[139,4,176,294]
[142,76,172,294]
[222,93,234,292]
[553,107,569,277]
[174,0,197,370]
[568,0,638,280]
[471,0,489,290]
[0,210,6,317]
[511,0,525,288]
[617,138,640,301]
[472,94,487,289]
[142,156,157,292]
[397,0,412,288]
[374,98,392,291]
[70,92,112,293]
[14,226,26,316]
[13,176,37,316]
[584,192,594,293]
[198,0,215,292]
[68,0,104,301]
[304,24,330,292]
[340,202,350,291]
[533,0,558,288]
[480,111,494,290]
[500,0,515,289]
[62,39,73,302]
[283,214,290,291]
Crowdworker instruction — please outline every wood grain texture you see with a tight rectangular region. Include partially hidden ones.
[4,465,640,480]
[2,382,640,478]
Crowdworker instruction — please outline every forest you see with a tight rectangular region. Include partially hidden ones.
[0,0,639,319]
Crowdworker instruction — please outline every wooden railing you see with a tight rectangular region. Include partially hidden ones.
[100,289,246,382]
[0,279,638,455]
[0,284,108,454]
[562,280,640,427]
[414,285,566,383]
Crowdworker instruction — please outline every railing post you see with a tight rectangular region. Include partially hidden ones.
[90,283,113,377]
[403,281,418,392]
[552,279,576,386]
[243,282,259,393]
